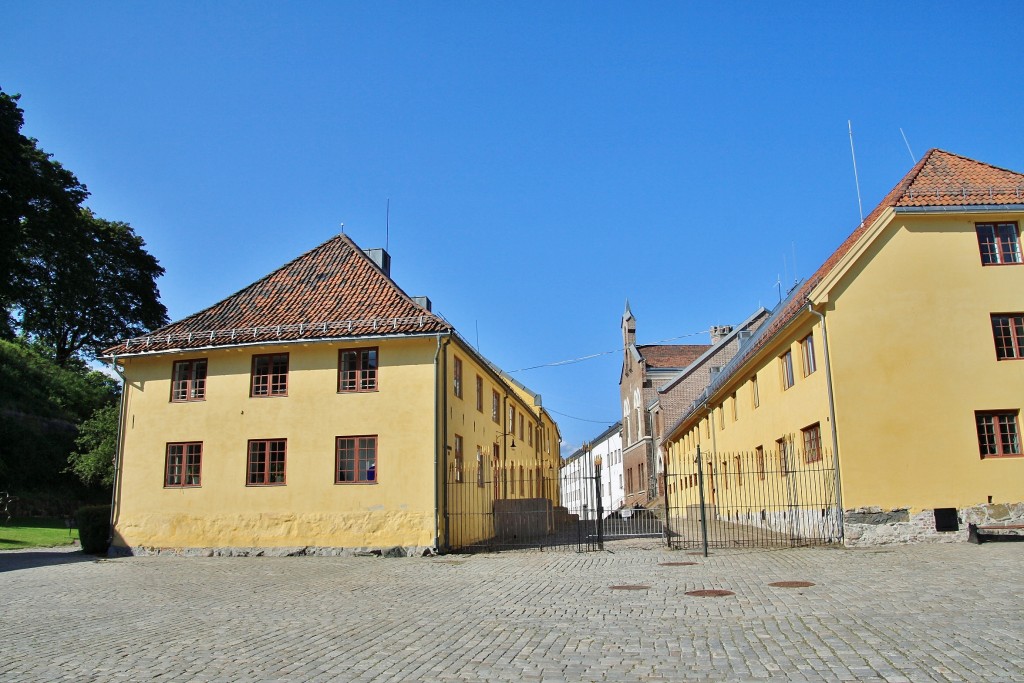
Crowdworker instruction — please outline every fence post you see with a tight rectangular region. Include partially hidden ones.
[594,457,604,551]
[695,445,709,558]
[662,454,672,548]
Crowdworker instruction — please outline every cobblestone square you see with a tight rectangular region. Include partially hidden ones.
[3,542,1022,681]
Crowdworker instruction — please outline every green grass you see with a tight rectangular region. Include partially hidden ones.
[0,517,80,550]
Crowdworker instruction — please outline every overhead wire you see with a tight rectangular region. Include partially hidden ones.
[506,328,712,373]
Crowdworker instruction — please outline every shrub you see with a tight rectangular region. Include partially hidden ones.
[76,504,110,554]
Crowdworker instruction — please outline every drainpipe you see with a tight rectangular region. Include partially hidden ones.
[502,393,509,499]
[808,304,844,542]
[107,356,129,550]
[432,334,448,553]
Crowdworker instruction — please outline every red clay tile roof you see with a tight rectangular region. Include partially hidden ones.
[103,233,450,356]
[638,344,712,368]
[695,149,1023,407]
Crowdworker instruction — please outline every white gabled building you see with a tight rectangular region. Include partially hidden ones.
[560,422,623,517]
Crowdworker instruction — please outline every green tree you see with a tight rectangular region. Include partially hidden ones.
[0,89,88,335]
[68,402,119,488]
[18,208,168,365]
[1,87,168,364]
[0,339,116,494]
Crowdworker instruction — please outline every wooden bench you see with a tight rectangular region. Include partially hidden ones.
[967,523,1024,544]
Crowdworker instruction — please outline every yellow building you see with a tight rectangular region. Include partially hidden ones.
[665,150,1024,546]
[102,233,560,555]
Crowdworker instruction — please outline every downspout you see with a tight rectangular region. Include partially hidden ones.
[502,392,509,499]
[432,334,448,553]
[107,356,129,550]
[808,304,844,542]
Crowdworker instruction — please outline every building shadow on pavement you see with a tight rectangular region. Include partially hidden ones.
[0,548,98,573]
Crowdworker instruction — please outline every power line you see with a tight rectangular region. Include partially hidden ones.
[545,408,617,424]
[507,328,711,373]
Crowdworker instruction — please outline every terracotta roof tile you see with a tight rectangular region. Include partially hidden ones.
[103,233,449,355]
[675,149,1024,428]
[638,344,712,368]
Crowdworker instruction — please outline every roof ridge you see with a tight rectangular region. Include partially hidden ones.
[147,233,353,336]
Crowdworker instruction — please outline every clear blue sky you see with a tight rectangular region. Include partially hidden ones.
[4,2,1023,455]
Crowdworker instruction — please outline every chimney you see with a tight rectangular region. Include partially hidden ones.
[363,248,391,277]
[412,296,432,312]
[710,325,733,345]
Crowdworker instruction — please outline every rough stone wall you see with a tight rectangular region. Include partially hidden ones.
[843,502,1024,547]
[115,545,435,558]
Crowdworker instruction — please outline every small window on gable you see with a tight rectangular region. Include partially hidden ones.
[976,222,1022,265]
[475,375,483,412]
[171,359,207,402]
[751,374,760,408]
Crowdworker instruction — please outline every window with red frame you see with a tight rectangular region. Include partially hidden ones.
[802,423,822,463]
[339,347,378,392]
[453,434,464,482]
[975,411,1021,458]
[251,354,288,397]
[976,222,1022,265]
[247,439,286,484]
[337,435,377,483]
[991,314,1024,360]
[801,334,817,376]
[171,359,207,402]
[165,442,202,487]
[777,438,789,476]
[780,350,795,390]
[453,356,463,398]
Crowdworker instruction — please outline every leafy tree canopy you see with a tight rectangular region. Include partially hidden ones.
[1,87,168,364]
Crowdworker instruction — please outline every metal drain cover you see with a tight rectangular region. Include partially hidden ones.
[610,585,650,590]
[768,581,815,588]
[659,562,698,566]
[685,589,734,597]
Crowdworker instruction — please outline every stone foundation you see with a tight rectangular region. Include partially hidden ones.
[843,502,1024,547]
[112,545,435,558]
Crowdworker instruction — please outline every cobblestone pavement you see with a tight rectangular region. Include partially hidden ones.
[3,542,1023,682]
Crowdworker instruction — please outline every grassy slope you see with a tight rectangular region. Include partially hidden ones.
[0,518,79,550]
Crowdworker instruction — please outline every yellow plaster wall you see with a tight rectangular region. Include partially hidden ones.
[825,212,1024,511]
[114,336,440,549]
[441,340,560,547]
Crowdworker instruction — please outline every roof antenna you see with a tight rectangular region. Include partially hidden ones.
[792,241,798,286]
[848,120,865,229]
[776,274,782,305]
[340,222,345,235]
[899,128,916,164]
[385,198,390,252]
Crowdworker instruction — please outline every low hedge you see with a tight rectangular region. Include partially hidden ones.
[75,504,110,555]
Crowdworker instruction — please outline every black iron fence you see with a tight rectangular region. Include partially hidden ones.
[444,460,595,552]
[664,445,841,551]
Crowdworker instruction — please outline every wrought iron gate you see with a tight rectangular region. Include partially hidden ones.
[664,444,842,551]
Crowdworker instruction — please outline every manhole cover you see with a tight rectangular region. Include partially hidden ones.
[610,585,650,590]
[768,581,815,588]
[685,589,734,597]
[659,562,698,566]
